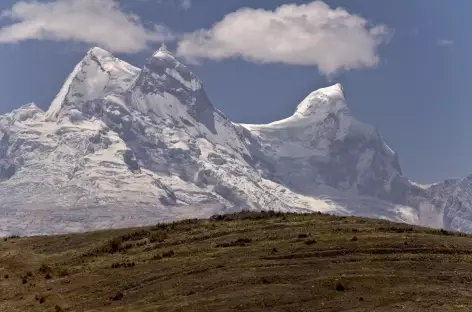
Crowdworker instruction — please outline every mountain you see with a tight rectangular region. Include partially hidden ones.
[0,46,468,235]
[2,211,469,312]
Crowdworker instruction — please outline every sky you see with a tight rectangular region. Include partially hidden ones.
[0,0,469,184]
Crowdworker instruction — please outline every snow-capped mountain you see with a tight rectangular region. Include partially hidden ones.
[0,46,468,235]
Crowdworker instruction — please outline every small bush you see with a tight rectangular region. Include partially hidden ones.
[58,269,69,277]
[150,232,167,243]
[162,250,175,258]
[26,271,33,277]
[3,235,20,241]
[4,274,8,279]
[272,248,278,253]
[351,236,358,242]
[298,234,309,239]
[35,294,46,304]
[22,277,27,284]
[110,291,124,301]
[121,230,150,242]
[359,297,364,302]
[305,239,316,245]
[152,254,163,261]
[335,282,345,292]
[55,305,64,312]
[39,264,52,274]
[44,273,52,280]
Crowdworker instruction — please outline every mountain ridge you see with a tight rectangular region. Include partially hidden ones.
[0,46,469,235]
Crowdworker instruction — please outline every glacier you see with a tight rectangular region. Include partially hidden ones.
[0,45,469,236]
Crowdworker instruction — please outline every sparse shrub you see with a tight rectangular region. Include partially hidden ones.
[121,230,150,242]
[44,273,52,280]
[136,240,148,247]
[111,261,135,269]
[4,274,8,279]
[162,250,175,258]
[298,234,309,239]
[4,235,20,241]
[359,297,364,302]
[110,291,124,301]
[210,210,284,222]
[35,294,46,304]
[55,305,64,312]
[305,239,316,245]
[216,238,252,248]
[440,229,450,236]
[58,269,69,277]
[261,278,270,284]
[39,264,52,274]
[26,271,33,277]
[152,254,163,261]
[22,277,27,284]
[351,236,358,242]
[335,282,345,291]
[150,232,167,243]
[123,243,134,250]
[272,248,278,253]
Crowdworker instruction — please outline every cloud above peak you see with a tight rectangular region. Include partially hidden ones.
[0,0,174,53]
[177,1,390,75]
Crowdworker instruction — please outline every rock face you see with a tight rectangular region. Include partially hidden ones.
[0,46,468,235]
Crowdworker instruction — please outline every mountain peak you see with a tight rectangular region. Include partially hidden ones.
[87,46,113,59]
[294,83,347,117]
[152,43,176,61]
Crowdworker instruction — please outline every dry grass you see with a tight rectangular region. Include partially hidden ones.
[1,210,472,311]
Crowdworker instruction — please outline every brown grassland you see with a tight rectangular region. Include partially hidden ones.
[1,211,472,311]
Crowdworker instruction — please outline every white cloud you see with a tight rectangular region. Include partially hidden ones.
[0,0,174,53]
[180,0,192,11]
[437,39,453,47]
[177,1,390,75]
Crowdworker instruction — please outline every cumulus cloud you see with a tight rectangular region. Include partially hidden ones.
[177,1,390,75]
[437,39,453,47]
[0,0,174,53]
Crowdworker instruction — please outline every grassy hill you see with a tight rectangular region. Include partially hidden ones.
[1,211,472,311]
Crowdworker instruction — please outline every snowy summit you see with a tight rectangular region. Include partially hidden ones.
[0,48,470,236]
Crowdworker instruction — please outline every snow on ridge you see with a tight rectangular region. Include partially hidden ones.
[2,48,472,236]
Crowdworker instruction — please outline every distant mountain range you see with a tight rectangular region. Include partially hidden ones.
[0,45,469,235]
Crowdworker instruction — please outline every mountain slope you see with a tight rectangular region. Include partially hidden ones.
[2,211,472,312]
[0,46,469,235]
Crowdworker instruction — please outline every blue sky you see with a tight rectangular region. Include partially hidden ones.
[0,0,469,184]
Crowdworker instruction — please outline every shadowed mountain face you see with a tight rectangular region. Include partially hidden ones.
[0,46,468,235]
